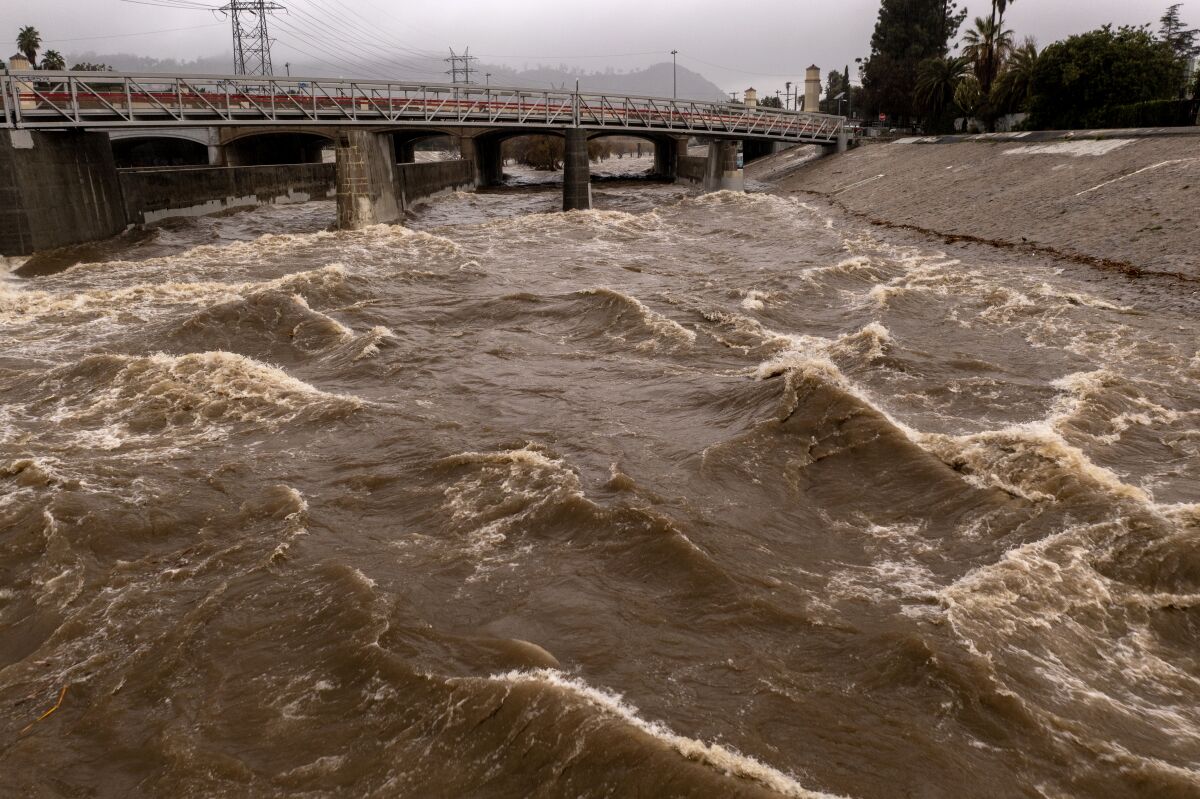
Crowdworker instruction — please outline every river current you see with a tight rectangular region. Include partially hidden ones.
[2,156,1199,798]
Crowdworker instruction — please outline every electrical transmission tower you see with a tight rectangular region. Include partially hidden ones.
[445,48,478,85]
[221,0,285,76]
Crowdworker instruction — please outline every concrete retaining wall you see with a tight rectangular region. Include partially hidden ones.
[395,160,475,209]
[120,163,337,225]
[1,130,127,256]
[677,155,706,185]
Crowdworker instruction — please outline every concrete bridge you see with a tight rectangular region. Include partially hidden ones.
[1,71,849,256]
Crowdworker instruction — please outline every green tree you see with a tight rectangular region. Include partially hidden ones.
[914,55,969,131]
[16,25,41,67]
[861,0,967,125]
[1158,4,1199,96]
[954,74,984,123]
[1028,25,1183,130]
[70,61,113,71]
[1159,4,1199,59]
[759,94,783,108]
[821,67,853,114]
[40,49,65,70]
[991,37,1039,115]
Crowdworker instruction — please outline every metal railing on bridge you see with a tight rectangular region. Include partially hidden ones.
[1,71,846,145]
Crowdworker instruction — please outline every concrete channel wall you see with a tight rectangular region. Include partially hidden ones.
[0,130,127,255]
[120,163,338,225]
[0,128,487,256]
[394,160,475,210]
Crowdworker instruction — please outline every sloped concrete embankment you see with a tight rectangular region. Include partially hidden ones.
[763,131,1200,279]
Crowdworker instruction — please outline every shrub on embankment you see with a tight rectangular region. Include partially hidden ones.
[1086,98,1200,129]
[1027,25,1186,131]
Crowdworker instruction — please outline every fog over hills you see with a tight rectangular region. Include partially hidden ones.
[63,51,729,101]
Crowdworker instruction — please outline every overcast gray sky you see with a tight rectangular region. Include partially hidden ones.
[3,0,1182,93]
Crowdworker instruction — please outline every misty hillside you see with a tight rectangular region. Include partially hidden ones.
[63,50,728,101]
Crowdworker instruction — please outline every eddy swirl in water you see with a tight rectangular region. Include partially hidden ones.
[1,178,1198,799]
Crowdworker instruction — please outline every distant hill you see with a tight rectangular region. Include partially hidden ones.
[63,50,727,102]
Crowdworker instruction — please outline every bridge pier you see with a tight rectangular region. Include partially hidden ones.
[704,140,744,193]
[653,137,679,179]
[335,130,401,229]
[456,136,502,188]
[563,128,591,211]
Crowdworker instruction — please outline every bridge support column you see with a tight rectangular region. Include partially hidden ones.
[0,130,128,257]
[703,140,743,193]
[836,129,849,154]
[563,128,591,211]
[335,130,400,230]
[457,136,500,188]
[653,138,679,179]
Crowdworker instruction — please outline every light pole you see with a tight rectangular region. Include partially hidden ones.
[671,49,678,98]
[485,72,491,86]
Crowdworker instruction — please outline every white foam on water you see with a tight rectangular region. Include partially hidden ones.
[23,351,362,455]
[486,669,849,799]
[939,517,1200,778]
[754,322,894,384]
[350,326,397,362]
[741,290,769,311]
[438,447,587,578]
[580,287,697,349]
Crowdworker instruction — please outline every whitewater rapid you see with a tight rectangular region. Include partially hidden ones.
[2,172,1197,798]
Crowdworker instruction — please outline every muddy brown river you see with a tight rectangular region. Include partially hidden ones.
[2,158,1198,798]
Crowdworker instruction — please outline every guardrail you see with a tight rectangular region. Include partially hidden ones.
[1,72,846,144]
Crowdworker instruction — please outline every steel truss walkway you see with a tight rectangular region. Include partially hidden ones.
[1,71,846,145]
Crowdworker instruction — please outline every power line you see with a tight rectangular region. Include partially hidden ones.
[283,3,443,74]
[676,51,800,79]
[44,22,225,42]
[115,0,220,8]
[471,49,664,60]
[271,9,444,77]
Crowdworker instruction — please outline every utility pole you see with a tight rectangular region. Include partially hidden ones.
[284,61,290,76]
[220,0,284,76]
[485,72,491,86]
[671,49,678,98]
[785,81,792,110]
[445,47,478,85]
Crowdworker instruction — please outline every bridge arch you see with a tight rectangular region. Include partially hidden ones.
[221,130,335,166]
[111,134,210,168]
[386,128,462,163]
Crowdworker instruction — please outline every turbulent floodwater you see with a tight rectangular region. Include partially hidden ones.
[2,155,1199,799]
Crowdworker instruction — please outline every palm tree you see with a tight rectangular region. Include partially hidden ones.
[40,49,65,71]
[992,37,1038,115]
[962,15,1014,97]
[915,56,970,131]
[16,25,41,67]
